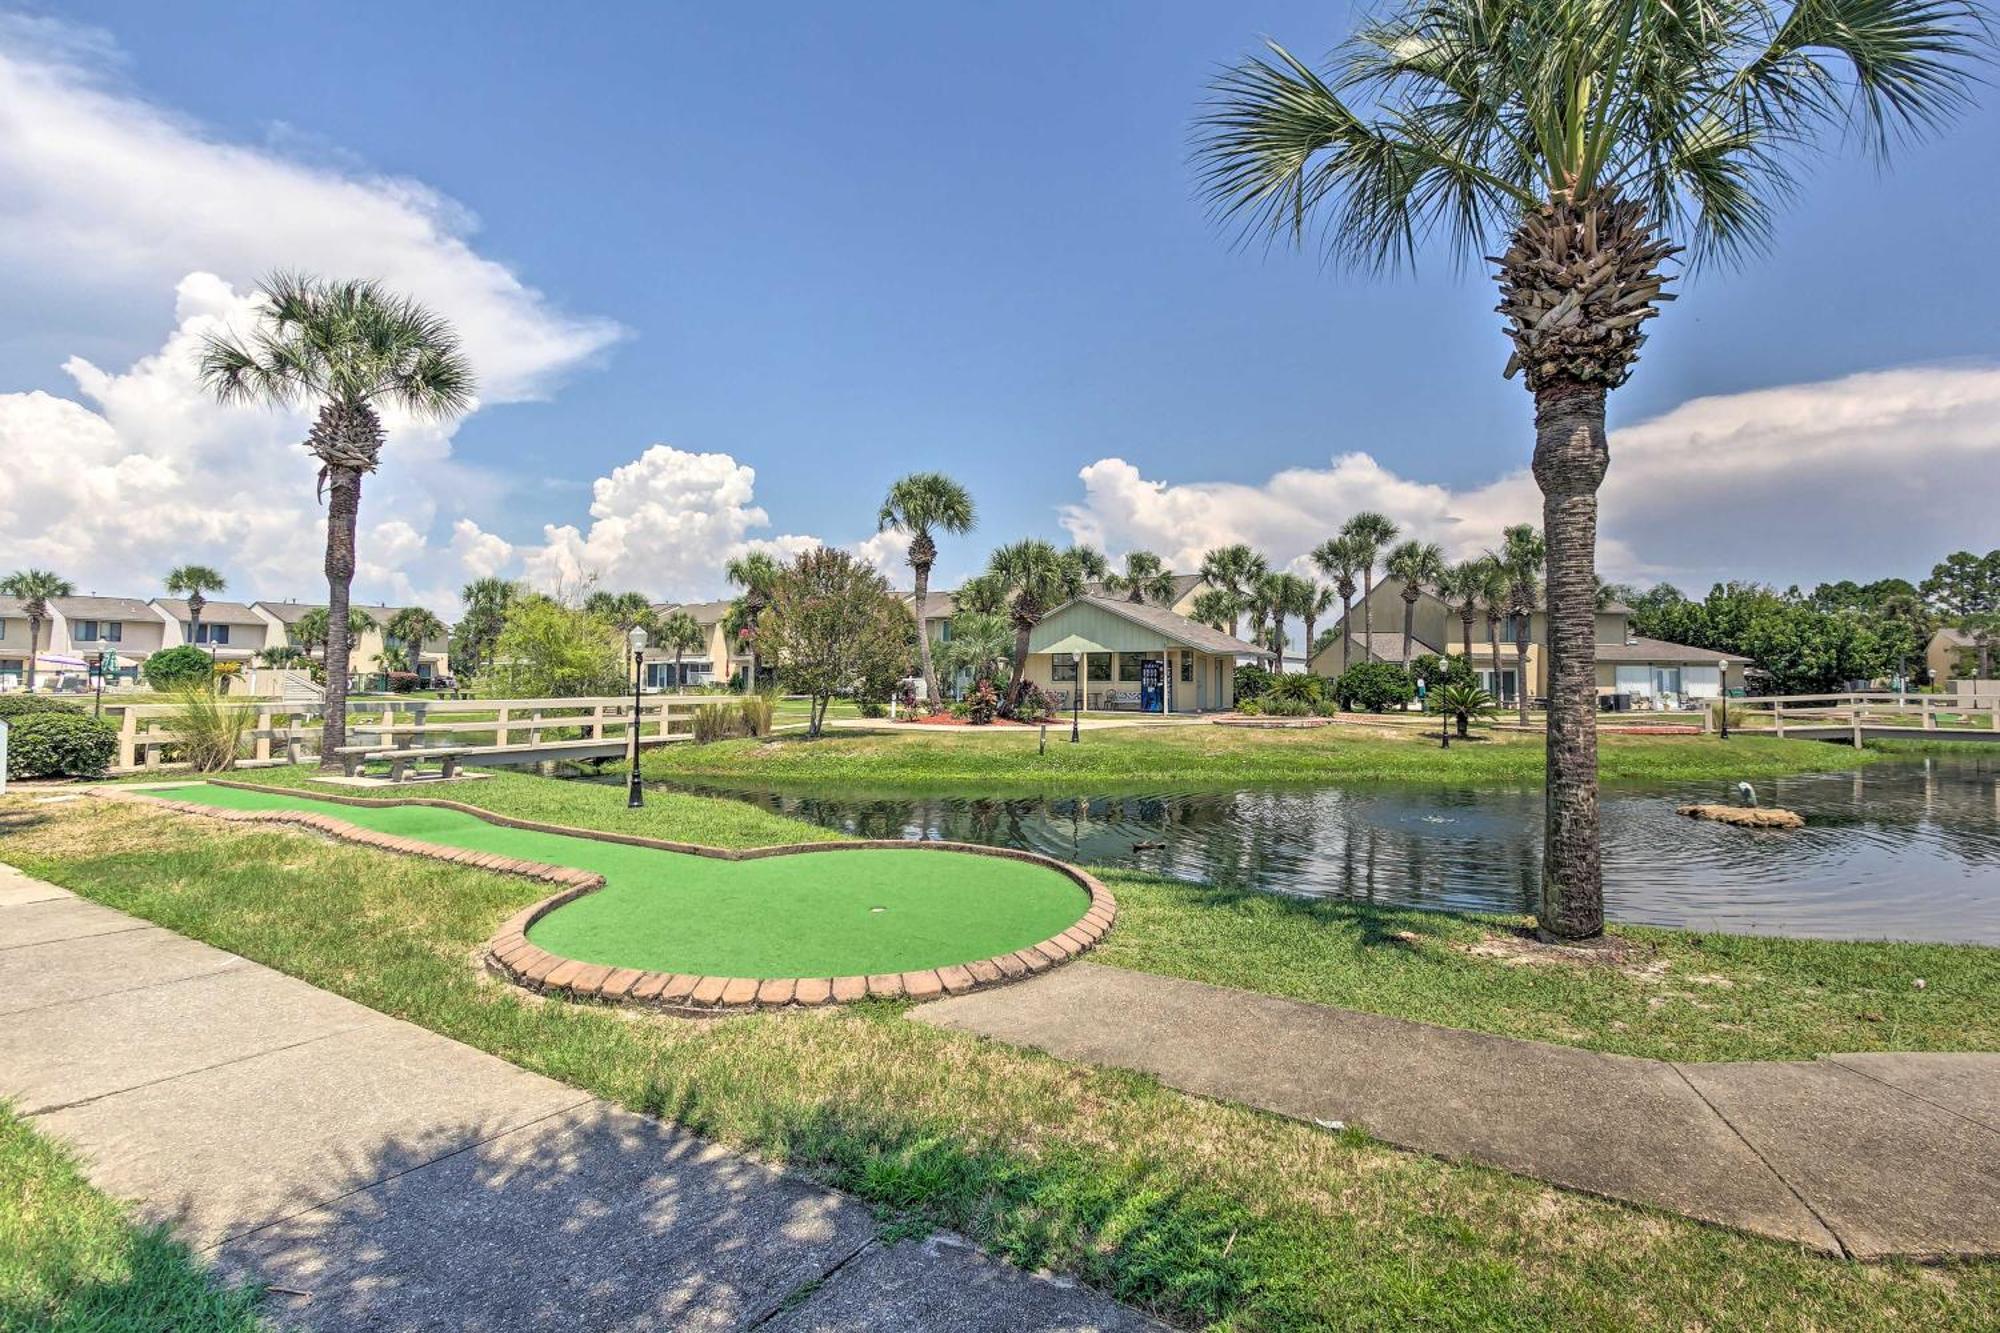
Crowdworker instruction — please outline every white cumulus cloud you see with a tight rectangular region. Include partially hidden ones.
[1060,364,2000,591]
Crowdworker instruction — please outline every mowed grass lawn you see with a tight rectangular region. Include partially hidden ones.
[5,776,1996,1330]
[637,719,1879,789]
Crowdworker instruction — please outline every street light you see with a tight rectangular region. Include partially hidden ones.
[627,626,649,808]
[1717,658,1730,741]
[1069,650,1082,743]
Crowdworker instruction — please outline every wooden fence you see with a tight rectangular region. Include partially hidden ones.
[103,694,723,774]
[1730,692,2000,742]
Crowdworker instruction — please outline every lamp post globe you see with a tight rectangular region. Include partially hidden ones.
[1717,659,1730,741]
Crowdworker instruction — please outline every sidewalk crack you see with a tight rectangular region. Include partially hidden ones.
[1669,1061,1848,1259]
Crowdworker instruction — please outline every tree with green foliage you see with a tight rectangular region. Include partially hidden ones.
[936,611,1014,692]
[1335,660,1415,714]
[1300,579,1335,676]
[988,540,1099,706]
[201,274,474,768]
[954,572,1010,617]
[582,590,656,634]
[488,595,623,699]
[142,644,214,692]
[654,610,706,688]
[0,569,73,691]
[292,606,378,677]
[761,547,916,737]
[724,552,782,691]
[879,472,977,708]
[1198,544,1269,641]
[1310,535,1366,672]
[1188,588,1240,636]
[1196,0,1987,940]
[1435,559,1489,660]
[452,578,519,679]
[1385,539,1446,666]
[1922,550,2000,619]
[163,564,227,653]
[1338,513,1399,656]
[383,607,447,675]
[1107,550,1179,606]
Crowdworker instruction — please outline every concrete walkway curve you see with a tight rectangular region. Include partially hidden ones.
[915,962,2000,1261]
[0,864,1159,1332]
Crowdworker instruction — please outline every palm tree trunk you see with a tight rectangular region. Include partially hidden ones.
[1361,573,1375,657]
[913,561,940,707]
[1515,629,1531,725]
[319,465,361,770]
[1462,612,1476,661]
[1400,594,1415,666]
[1305,612,1318,671]
[1532,385,1609,942]
[1007,616,1034,704]
[1486,617,1502,702]
[1341,594,1353,672]
[25,616,41,692]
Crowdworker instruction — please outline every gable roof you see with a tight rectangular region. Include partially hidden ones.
[653,599,733,626]
[252,601,433,628]
[52,595,157,620]
[153,598,266,626]
[1039,595,1261,656]
[1085,573,1206,607]
[1596,637,1752,665]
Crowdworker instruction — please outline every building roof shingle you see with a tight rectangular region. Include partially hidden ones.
[153,598,266,625]
[52,595,156,619]
[1060,595,1262,656]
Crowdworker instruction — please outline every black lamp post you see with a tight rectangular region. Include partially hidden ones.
[1717,658,1730,741]
[1069,650,1082,743]
[627,626,648,808]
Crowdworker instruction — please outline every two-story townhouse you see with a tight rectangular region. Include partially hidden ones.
[44,596,167,688]
[149,599,277,666]
[250,602,453,684]
[644,599,734,687]
[1307,575,1749,708]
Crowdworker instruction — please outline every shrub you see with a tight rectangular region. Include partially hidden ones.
[739,694,775,737]
[1257,694,1315,717]
[1233,664,1275,701]
[0,695,83,722]
[966,680,1000,725]
[857,698,888,719]
[1011,684,1058,723]
[386,672,422,694]
[5,712,118,779]
[143,645,213,691]
[1432,681,1497,737]
[167,686,257,772]
[1411,652,1477,693]
[1335,661,1415,713]
[1237,697,1263,716]
[691,702,743,745]
[1266,673,1326,707]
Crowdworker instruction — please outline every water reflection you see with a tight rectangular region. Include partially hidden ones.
[653,756,2000,944]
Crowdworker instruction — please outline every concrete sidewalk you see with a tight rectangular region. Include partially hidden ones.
[0,866,1158,1331]
[915,962,2000,1261]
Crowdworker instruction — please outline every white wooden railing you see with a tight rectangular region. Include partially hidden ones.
[1731,691,2000,739]
[101,693,720,773]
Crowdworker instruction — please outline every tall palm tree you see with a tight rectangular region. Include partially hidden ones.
[383,607,447,676]
[1499,526,1546,727]
[655,610,705,688]
[1436,559,1488,660]
[988,540,1095,705]
[1385,539,1445,666]
[1107,550,1179,606]
[955,572,1010,617]
[1340,513,1398,661]
[724,552,781,691]
[1268,571,1319,671]
[201,274,473,769]
[0,569,74,691]
[1244,572,1291,669]
[583,590,655,633]
[879,473,977,707]
[454,577,519,678]
[164,564,228,655]
[1301,580,1336,674]
[1310,536,1365,672]
[1189,588,1240,635]
[1198,544,1269,640]
[1195,0,1982,940]
[293,606,379,677]
[936,611,1015,687]
[1476,558,1512,701]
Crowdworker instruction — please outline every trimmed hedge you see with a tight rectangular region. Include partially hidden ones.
[143,645,214,691]
[5,711,118,779]
[0,695,85,722]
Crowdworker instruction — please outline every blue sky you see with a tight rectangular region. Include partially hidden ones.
[4,3,1998,607]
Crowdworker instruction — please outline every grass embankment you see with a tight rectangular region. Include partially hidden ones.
[8,781,1996,1329]
[0,1102,265,1331]
[638,721,1876,789]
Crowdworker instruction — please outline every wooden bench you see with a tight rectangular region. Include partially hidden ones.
[334,743,483,782]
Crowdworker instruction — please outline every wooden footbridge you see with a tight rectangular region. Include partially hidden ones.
[1731,692,2000,745]
[103,694,745,776]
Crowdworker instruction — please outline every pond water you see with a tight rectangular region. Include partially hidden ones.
[649,755,2000,945]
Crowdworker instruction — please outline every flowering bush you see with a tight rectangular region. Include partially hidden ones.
[966,680,1001,725]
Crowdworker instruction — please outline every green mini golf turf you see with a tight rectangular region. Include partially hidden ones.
[149,783,1091,978]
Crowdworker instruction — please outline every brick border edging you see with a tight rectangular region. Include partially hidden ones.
[96,781,1116,1014]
